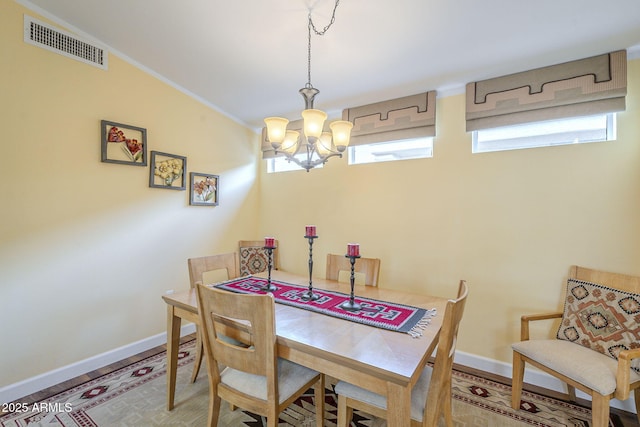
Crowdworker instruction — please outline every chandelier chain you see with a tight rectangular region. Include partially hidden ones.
[306,0,341,88]
[308,0,340,36]
[264,0,351,172]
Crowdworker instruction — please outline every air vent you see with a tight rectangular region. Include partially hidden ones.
[24,15,108,70]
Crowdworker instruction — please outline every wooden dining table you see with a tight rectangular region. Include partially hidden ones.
[162,270,448,427]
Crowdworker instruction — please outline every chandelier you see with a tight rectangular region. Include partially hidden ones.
[264,0,353,172]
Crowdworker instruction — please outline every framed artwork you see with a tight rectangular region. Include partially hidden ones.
[149,151,187,190]
[190,172,219,206]
[101,120,147,166]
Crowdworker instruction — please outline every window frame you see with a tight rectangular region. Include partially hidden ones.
[471,113,616,154]
[347,136,434,166]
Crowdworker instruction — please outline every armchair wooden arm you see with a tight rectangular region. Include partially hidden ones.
[615,347,640,400]
[520,312,562,341]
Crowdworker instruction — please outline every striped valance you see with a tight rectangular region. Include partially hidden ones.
[342,91,437,146]
[466,50,627,131]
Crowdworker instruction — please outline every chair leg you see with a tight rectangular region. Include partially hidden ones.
[634,389,640,424]
[422,387,442,427]
[567,385,577,402]
[511,352,525,410]
[337,394,352,427]
[590,394,610,427]
[191,328,204,383]
[442,388,453,427]
[313,376,325,427]
[207,394,221,427]
[266,407,279,427]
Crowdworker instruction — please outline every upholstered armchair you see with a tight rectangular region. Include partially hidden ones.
[511,265,640,427]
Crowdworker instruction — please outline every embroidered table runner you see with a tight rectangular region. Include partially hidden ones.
[213,276,436,337]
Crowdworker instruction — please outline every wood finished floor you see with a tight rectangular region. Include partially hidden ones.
[11,333,639,426]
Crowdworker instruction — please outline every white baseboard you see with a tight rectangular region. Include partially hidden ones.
[2,330,636,416]
[0,324,196,405]
[454,350,637,414]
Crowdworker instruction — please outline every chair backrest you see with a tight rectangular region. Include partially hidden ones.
[238,240,280,276]
[196,285,277,393]
[325,253,381,287]
[570,265,640,294]
[423,280,468,420]
[187,253,239,288]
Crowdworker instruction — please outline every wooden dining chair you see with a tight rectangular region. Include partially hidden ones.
[187,252,240,383]
[325,253,381,287]
[196,284,325,427]
[238,240,280,276]
[511,265,640,427]
[335,280,468,427]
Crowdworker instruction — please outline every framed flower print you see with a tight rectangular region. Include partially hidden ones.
[149,151,187,190]
[190,172,219,206]
[101,120,147,166]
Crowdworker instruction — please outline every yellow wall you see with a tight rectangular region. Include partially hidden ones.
[0,0,260,386]
[3,0,640,391]
[259,61,640,364]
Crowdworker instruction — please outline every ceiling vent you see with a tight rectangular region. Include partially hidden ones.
[24,15,108,70]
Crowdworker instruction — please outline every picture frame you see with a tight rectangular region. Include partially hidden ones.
[101,120,147,166]
[189,172,219,206]
[149,151,187,190]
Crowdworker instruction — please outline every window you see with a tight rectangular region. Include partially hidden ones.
[266,154,324,173]
[472,113,615,154]
[348,137,434,165]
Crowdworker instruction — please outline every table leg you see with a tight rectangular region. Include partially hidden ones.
[166,304,182,411]
[386,382,411,427]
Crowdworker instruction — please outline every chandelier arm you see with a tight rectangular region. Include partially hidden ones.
[273,144,302,158]
[307,152,343,169]
[280,140,343,172]
[285,151,314,172]
[287,152,342,172]
[317,152,343,163]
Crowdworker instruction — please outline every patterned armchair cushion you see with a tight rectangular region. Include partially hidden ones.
[557,278,640,373]
[239,246,269,276]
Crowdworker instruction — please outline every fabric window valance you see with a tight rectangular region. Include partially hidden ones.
[342,91,436,146]
[465,50,627,132]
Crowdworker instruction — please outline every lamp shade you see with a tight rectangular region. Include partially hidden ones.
[301,109,327,139]
[264,117,289,144]
[316,131,333,155]
[281,130,300,153]
[330,120,353,150]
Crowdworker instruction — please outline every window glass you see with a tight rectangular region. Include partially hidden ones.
[348,137,434,165]
[472,114,615,153]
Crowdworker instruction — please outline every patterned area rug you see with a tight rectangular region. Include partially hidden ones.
[1,340,625,426]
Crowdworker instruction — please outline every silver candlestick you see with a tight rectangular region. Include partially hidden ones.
[340,254,362,311]
[301,235,319,301]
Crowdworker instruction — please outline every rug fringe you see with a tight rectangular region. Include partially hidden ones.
[408,308,437,338]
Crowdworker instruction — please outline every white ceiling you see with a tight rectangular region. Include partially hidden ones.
[21,0,640,131]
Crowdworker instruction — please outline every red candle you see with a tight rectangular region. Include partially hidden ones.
[305,225,317,237]
[347,243,360,257]
[264,237,276,248]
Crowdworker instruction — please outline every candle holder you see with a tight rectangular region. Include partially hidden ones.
[261,246,277,292]
[301,235,319,301]
[340,254,362,312]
